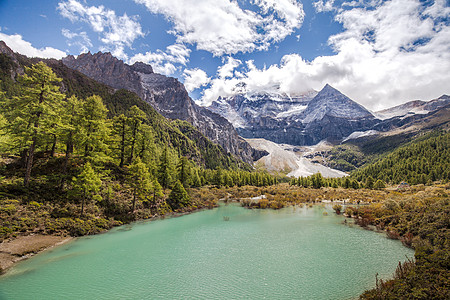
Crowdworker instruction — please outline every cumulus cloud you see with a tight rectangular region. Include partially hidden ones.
[61,28,92,53]
[313,0,335,12]
[134,0,304,56]
[218,57,242,79]
[183,68,211,92]
[129,44,191,75]
[58,0,144,59]
[200,0,450,110]
[0,32,66,59]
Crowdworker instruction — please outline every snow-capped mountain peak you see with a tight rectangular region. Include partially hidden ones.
[207,84,378,146]
[300,84,374,124]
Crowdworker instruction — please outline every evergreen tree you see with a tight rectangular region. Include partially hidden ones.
[127,105,146,164]
[213,168,224,187]
[158,146,172,189]
[72,162,102,216]
[365,176,375,189]
[1,62,65,186]
[112,114,129,167]
[373,179,385,189]
[79,95,110,162]
[177,156,191,187]
[137,123,156,168]
[61,95,82,162]
[167,180,190,210]
[192,169,202,187]
[128,157,152,212]
[152,179,164,205]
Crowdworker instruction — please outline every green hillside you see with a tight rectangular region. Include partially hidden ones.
[0,53,247,171]
[351,130,450,184]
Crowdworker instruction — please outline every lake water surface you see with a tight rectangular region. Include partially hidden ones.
[0,204,413,299]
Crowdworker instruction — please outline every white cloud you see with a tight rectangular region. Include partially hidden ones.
[134,0,304,56]
[129,44,191,75]
[199,0,450,110]
[218,57,241,79]
[424,0,450,18]
[61,28,92,53]
[183,68,211,92]
[58,0,144,59]
[313,0,335,12]
[0,32,66,59]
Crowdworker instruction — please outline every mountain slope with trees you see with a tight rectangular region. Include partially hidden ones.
[0,42,251,171]
[351,130,450,185]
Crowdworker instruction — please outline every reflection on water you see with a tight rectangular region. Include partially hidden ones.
[0,204,413,300]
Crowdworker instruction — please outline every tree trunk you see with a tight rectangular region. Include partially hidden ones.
[119,119,126,168]
[24,138,36,186]
[24,84,45,186]
[84,123,92,157]
[80,194,86,217]
[21,148,28,169]
[128,121,138,164]
[132,190,137,213]
[50,134,57,157]
[60,132,74,190]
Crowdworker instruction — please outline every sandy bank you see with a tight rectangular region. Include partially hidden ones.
[0,234,73,273]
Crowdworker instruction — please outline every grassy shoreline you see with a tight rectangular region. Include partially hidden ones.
[1,183,448,298]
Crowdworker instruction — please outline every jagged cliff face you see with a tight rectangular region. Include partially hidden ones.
[209,84,378,145]
[0,41,24,78]
[62,52,265,164]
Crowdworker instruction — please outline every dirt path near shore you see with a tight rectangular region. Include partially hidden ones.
[0,235,72,273]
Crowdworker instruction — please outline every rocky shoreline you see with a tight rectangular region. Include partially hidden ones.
[0,234,73,274]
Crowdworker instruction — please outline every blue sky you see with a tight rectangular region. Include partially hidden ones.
[0,0,449,110]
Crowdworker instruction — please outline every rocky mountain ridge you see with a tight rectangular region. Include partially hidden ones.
[374,95,450,120]
[209,83,450,147]
[62,52,265,164]
[209,84,378,145]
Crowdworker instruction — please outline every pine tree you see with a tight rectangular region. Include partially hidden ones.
[62,95,81,160]
[72,162,102,216]
[79,95,109,162]
[152,179,164,205]
[167,180,190,210]
[192,169,202,187]
[112,114,129,167]
[137,123,156,168]
[178,156,191,187]
[128,157,152,212]
[365,176,375,189]
[127,106,146,164]
[213,168,224,187]
[374,179,386,189]
[1,62,65,186]
[158,146,172,189]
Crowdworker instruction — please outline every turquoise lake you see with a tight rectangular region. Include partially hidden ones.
[0,204,414,299]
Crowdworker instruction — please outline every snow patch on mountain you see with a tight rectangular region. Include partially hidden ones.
[374,102,429,120]
[342,130,379,143]
[374,95,450,120]
[275,105,308,118]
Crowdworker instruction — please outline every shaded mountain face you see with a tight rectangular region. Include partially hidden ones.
[62,52,265,164]
[209,84,378,145]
